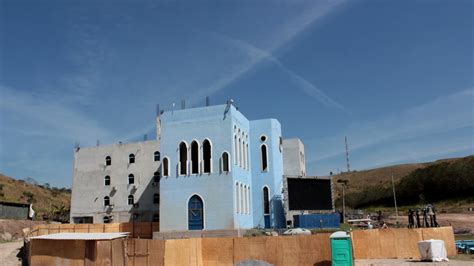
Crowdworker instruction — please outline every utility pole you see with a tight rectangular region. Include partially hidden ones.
[345,136,351,173]
[391,171,399,226]
[337,179,349,224]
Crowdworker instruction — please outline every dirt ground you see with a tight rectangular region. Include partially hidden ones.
[0,219,45,240]
[355,259,473,266]
[0,240,23,266]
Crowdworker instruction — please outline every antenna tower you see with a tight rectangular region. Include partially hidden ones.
[345,136,351,173]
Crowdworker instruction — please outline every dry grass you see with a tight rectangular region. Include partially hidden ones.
[0,173,70,219]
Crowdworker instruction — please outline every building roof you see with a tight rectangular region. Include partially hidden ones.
[30,232,129,240]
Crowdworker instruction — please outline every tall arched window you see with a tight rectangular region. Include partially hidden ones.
[261,144,268,172]
[247,186,251,214]
[246,143,249,170]
[235,183,239,214]
[234,135,238,165]
[243,185,247,214]
[191,140,199,174]
[263,187,270,215]
[104,196,110,206]
[162,157,169,176]
[240,184,244,214]
[153,193,159,204]
[128,195,134,205]
[105,156,111,166]
[129,154,135,164]
[128,174,135,184]
[153,171,160,182]
[202,139,211,173]
[221,152,230,173]
[104,176,111,186]
[179,142,188,175]
[154,151,160,161]
[242,141,246,169]
[238,138,242,167]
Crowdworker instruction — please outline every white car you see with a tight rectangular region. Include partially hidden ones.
[282,228,312,235]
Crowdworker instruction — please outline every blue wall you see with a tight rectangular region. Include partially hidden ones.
[293,213,341,229]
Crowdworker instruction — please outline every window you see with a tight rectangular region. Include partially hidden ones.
[129,154,135,164]
[202,139,211,173]
[246,143,249,170]
[263,187,270,215]
[235,183,239,214]
[153,193,159,204]
[260,135,267,142]
[152,214,159,222]
[162,157,169,176]
[242,141,246,169]
[221,152,230,172]
[105,156,111,166]
[128,195,134,205]
[191,140,199,174]
[261,144,268,172]
[103,216,111,223]
[179,142,187,175]
[104,196,110,206]
[234,135,238,165]
[153,171,160,182]
[104,176,111,186]
[243,185,247,214]
[128,174,135,184]
[247,186,251,214]
[154,151,160,161]
[240,184,244,214]
[238,138,242,167]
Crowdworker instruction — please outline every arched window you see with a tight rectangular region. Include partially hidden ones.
[152,214,159,222]
[104,176,111,186]
[243,185,247,214]
[154,151,160,161]
[235,183,239,214]
[246,143,249,170]
[247,186,251,214]
[104,196,110,206]
[242,141,246,169]
[261,144,268,172]
[191,140,199,174]
[128,195,134,205]
[153,193,159,204]
[234,135,238,165]
[105,156,111,166]
[179,142,187,175]
[202,139,211,173]
[153,171,160,182]
[129,153,135,164]
[221,152,230,173]
[263,187,270,215]
[162,157,169,176]
[240,184,244,214]
[128,174,135,184]
[238,138,242,167]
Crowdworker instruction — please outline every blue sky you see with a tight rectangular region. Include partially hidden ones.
[1,0,473,188]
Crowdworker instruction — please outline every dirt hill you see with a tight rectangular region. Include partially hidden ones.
[0,173,70,220]
[331,155,474,210]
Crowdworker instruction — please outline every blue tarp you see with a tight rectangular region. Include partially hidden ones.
[293,213,340,229]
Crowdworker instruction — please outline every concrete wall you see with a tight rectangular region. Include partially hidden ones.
[0,202,29,219]
[282,138,306,176]
[70,140,160,223]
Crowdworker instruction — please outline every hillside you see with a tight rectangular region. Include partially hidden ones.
[0,173,71,221]
[331,155,474,210]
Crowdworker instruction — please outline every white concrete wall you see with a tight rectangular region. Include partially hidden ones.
[282,138,306,176]
[70,140,160,223]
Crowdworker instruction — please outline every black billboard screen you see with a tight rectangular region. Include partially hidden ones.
[287,178,333,211]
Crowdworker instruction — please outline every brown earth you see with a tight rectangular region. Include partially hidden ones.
[0,239,23,266]
[0,173,70,219]
[0,219,46,240]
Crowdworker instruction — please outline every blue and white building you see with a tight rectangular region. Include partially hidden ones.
[71,101,307,232]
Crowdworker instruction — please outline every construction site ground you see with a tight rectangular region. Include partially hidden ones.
[0,239,22,266]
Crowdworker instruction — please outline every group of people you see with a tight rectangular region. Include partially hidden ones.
[407,204,439,228]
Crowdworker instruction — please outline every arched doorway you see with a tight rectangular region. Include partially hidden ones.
[188,195,204,230]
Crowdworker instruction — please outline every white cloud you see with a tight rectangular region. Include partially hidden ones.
[307,88,474,164]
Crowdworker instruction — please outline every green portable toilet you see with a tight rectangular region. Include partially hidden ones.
[330,231,353,266]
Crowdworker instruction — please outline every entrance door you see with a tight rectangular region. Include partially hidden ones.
[188,195,204,230]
